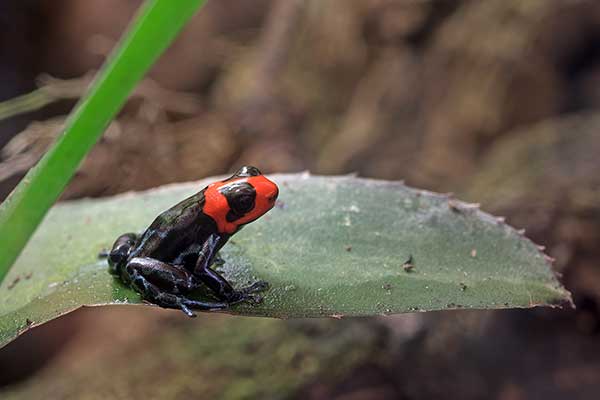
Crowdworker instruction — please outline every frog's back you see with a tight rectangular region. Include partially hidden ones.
[131,190,217,262]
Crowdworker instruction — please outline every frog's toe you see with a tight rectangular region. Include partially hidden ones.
[229,293,263,305]
[241,280,270,294]
[181,297,230,313]
[213,254,226,267]
[179,303,197,318]
[247,293,264,304]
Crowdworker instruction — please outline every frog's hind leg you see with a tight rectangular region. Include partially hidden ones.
[125,257,229,317]
[106,233,139,275]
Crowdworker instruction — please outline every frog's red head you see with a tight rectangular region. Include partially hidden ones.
[203,166,279,234]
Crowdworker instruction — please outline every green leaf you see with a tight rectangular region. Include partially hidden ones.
[0,0,207,284]
[0,174,571,348]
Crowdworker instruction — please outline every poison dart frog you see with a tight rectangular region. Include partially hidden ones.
[104,166,279,317]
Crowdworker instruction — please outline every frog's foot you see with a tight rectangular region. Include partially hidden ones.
[145,292,230,318]
[98,249,109,258]
[239,280,270,294]
[212,254,226,267]
[177,296,229,317]
[231,280,270,305]
[125,257,229,317]
[177,297,230,318]
[132,273,229,317]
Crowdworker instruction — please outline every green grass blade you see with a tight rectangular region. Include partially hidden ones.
[0,0,207,283]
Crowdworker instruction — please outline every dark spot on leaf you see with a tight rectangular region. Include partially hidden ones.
[448,200,461,212]
[7,276,21,289]
[402,255,414,272]
[345,245,352,252]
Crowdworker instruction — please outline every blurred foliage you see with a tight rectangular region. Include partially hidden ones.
[1,316,388,399]
[0,0,207,284]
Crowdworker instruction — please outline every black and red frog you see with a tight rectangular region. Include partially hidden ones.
[105,166,279,317]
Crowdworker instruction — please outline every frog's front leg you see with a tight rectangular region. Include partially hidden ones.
[124,257,230,317]
[194,234,270,303]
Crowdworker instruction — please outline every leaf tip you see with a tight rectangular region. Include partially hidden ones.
[541,290,575,310]
[448,199,480,213]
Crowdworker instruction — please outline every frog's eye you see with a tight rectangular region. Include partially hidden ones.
[220,182,257,221]
[233,193,255,214]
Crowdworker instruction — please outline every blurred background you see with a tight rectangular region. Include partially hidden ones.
[1,0,599,398]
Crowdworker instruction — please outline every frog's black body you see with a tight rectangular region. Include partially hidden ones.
[129,191,223,265]
[105,166,278,317]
